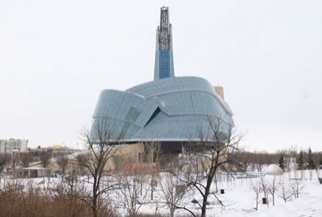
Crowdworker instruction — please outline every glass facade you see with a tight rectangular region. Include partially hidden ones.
[91,77,234,143]
[159,50,170,79]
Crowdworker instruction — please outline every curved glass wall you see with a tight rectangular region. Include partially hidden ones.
[91,76,234,143]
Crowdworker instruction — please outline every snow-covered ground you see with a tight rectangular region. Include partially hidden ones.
[1,168,322,217]
[142,169,322,217]
[209,172,322,217]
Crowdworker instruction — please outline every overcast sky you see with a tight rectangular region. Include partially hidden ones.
[1,0,321,152]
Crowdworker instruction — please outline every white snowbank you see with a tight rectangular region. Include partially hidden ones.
[263,164,283,175]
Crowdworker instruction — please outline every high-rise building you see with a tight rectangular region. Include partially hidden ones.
[154,6,175,80]
[0,138,28,153]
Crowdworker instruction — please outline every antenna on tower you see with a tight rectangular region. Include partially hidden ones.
[154,6,175,80]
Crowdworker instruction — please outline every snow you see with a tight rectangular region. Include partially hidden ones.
[263,164,284,175]
[132,170,322,217]
[1,170,322,216]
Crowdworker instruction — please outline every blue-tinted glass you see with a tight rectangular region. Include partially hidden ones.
[92,77,234,142]
[159,50,170,79]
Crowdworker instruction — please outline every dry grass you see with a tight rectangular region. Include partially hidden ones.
[0,180,117,217]
[0,179,193,217]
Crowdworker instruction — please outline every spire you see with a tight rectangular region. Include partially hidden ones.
[154,6,175,80]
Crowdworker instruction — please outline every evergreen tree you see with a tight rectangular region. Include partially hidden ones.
[307,148,315,169]
[278,154,285,171]
[297,150,304,170]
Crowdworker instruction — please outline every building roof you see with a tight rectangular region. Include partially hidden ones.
[91,76,234,143]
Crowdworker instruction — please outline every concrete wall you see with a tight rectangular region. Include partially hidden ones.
[29,143,146,175]
[214,86,224,100]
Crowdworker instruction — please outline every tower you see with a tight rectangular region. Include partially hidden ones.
[154,6,175,80]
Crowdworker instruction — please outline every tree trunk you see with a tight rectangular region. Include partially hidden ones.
[92,195,98,217]
[201,179,212,217]
[272,194,275,206]
[201,194,208,217]
[170,207,175,217]
[256,194,258,210]
[93,181,98,217]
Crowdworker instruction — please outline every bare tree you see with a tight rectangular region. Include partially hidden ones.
[234,151,251,172]
[19,152,34,168]
[250,179,262,210]
[159,170,191,217]
[312,151,321,169]
[182,117,243,217]
[55,168,90,217]
[76,122,122,217]
[268,176,279,206]
[279,183,293,203]
[56,153,69,176]
[254,152,265,173]
[116,171,149,217]
[0,154,10,172]
[145,140,162,200]
[145,140,162,164]
[0,153,10,183]
[289,178,304,199]
[40,151,52,168]
[260,176,270,206]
